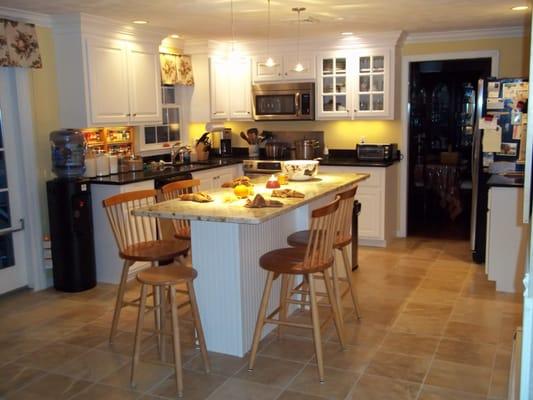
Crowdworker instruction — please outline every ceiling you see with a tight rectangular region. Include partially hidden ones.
[1,0,531,40]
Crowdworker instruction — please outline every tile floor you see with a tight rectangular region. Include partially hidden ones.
[0,238,522,400]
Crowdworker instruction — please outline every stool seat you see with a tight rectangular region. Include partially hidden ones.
[259,247,334,275]
[287,230,351,249]
[119,240,189,262]
[137,265,197,286]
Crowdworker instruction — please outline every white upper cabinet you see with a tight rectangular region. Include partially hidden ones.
[127,42,163,124]
[53,15,163,128]
[209,56,252,121]
[316,48,394,120]
[252,53,315,82]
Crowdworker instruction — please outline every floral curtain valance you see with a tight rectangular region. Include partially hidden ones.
[160,53,194,86]
[0,18,42,68]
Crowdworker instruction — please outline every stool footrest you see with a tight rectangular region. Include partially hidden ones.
[264,318,311,330]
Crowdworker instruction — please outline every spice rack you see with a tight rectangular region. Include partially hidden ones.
[82,127,135,153]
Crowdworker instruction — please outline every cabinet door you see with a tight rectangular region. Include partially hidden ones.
[316,54,351,120]
[252,55,283,82]
[209,57,230,120]
[353,49,391,119]
[229,57,253,120]
[356,188,382,240]
[127,42,162,124]
[85,37,130,125]
[284,53,315,80]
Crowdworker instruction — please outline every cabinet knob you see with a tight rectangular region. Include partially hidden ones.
[353,109,357,112]
[278,73,282,76]
[132,113,137,117]
[284,72,288,76]
[125,113,131,117]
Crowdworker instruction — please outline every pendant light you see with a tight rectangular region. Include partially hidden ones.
[292,7,305,72]
[264,0,277,67]
[230,0,236,55]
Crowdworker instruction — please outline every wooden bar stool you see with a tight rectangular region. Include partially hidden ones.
[287,186,361,325]
[131,265,210,398]
[248,198,345,382]
[103,190,190,344]
[160,179,201,241]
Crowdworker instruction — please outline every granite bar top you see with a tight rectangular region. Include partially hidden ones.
[319,157,398,167]
[132,172,369,224]
[89,159,242,185]
[487,173,524,188]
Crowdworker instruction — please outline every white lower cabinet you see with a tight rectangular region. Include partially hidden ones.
[320,164,398,247]
[192,165,242,191]
[485,187,527,293]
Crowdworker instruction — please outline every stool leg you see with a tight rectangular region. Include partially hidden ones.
[323,268,345,350]
[308,273,325,383]
[277,274,290,339]
[248,271,275,371]
[187,280,210,374]
[131,283,148,388]
[331,255,345,329]
[300,278,309,312]
[110,259,132,343]
[153,285,163,357]
[170,285,184,397]
[160,286,167,363]
[341,246,361,320]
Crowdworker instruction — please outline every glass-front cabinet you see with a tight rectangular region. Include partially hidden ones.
[316,48,392,120]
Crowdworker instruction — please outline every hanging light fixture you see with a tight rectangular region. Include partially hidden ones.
[264,0,277,67]
[230,0,236,55]
[292,7,306,72]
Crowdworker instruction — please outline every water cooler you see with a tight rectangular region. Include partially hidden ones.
[47,179,96,292]
[47,129,96,292]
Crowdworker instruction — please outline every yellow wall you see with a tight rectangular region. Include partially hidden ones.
[189,36,530,151]
[30,26,60,232]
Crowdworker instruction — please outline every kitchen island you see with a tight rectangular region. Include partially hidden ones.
[133,172,369,356]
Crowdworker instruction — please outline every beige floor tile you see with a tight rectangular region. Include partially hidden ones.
[489,350,511,398]
[443,321,500,344]
[70,384,141,400]
[317,342,376,373]
[276,390,327,399]
[329,320,388,347]
[419,279,464,293]
[150,370,227,399]
[0,335,51,364]
[207,378,282,400]
[435,338,496,368]
[54,349,129,382]
[348,373,420,400]
[392,314,447,336]
[380,331,440,357]
[15,343,88,370]
[258,336,316,363]
[418,384,486,399]
[185,351,246,377]
[288,364,359,400]
[408,288,459,306]
[102,361,174,392]
[0,364,46,396]
[6,373,92,400]
[61,324,110,348]
[402,302,454,319]
[234,355,304,388]
[365,350,431,383]
[425,360,492,395]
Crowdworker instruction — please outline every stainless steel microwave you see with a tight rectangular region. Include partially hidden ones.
[252,82,315,121]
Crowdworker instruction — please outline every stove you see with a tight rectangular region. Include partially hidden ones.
[242,159,284,174]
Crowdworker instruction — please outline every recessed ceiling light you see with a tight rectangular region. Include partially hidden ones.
[341,32,353,36]
[170,34,180,38]
[511,5,529,10]
[132,20,148,24]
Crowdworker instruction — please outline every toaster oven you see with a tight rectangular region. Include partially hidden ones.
[356,143,398,161]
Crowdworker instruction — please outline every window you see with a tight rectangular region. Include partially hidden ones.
[141,85,180,151]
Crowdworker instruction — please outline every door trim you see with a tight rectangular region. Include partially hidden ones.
[398,50,499,237]
[14,69,46,290]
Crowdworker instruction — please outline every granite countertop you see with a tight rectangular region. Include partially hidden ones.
[487,173,524,188]
[319,157,398,167]
[89,158,243,185]
[132,172,369,224]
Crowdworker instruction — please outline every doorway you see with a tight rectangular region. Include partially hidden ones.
[0,69,29,294]
[407,58,492,239]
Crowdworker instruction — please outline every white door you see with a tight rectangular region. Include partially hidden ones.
[284,53,316,80]
[85,37,130,125]
[127,42,162,124]
[0,69,28,294]
[252,55,283,82]
[209,57,230,120]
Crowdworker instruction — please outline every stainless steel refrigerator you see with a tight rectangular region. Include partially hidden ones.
[471,77,528,263]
